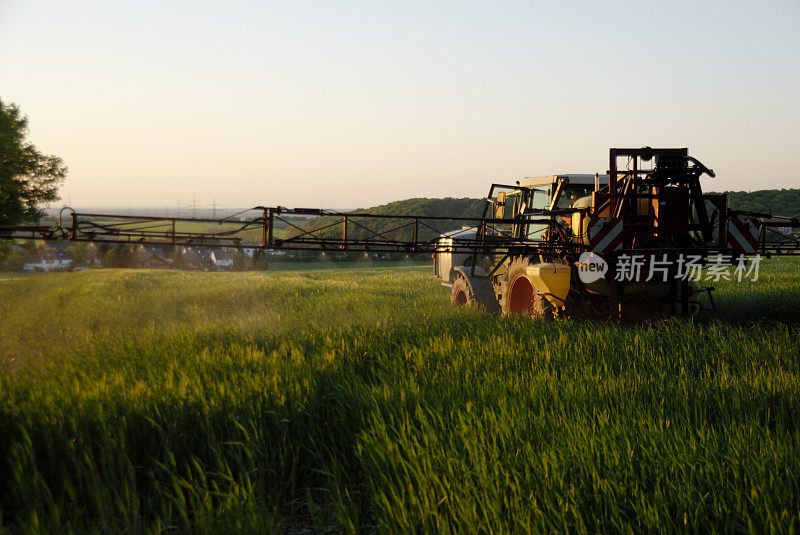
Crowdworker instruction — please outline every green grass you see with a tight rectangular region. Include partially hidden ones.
[1,259,800,533]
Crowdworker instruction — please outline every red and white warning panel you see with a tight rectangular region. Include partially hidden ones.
[588,217,625,253]
[727,216,761,254]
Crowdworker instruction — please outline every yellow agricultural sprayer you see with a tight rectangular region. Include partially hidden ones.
[3,147,797,321]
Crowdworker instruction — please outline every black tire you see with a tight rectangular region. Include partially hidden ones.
[499,257,552,318]
[451,273,475,306]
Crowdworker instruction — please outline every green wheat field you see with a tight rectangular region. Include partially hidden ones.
[1,259,799,533]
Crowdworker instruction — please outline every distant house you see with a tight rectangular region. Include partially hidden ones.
[179,247,207,269]
[23,251,71,272]
[85,244,102,266]
[210,250,234,269]
[761,218,797,236]
[134,245,169,268]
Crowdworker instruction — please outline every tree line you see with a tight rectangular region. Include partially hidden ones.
[0,241,270,272]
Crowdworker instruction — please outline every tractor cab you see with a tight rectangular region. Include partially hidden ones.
[519,174,610,211]
[516,174,609,241]
[483,184,529,238]
[482,175,611,240]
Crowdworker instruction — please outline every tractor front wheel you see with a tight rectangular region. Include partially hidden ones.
[499,257,552,318]
[450,273,475,306]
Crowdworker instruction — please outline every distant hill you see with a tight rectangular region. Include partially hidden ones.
[289,188,800,244]
[288,197,486,244]
[708,188,800,219]
[339,188,799,221]
[348,197,485,219]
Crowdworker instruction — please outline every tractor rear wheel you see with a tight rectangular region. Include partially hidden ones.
[450,273,474,306]
[499,257,552,318]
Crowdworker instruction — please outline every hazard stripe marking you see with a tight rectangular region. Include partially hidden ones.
[727,217,760,253]
[588,218,625,253]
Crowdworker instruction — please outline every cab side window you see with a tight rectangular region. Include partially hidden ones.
[530,188,549,210]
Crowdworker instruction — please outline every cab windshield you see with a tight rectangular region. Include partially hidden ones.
[556,185,594,209]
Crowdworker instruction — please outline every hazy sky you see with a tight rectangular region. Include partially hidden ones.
[1,1,798,209]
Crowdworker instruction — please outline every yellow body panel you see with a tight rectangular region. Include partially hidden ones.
[527,263,571,307]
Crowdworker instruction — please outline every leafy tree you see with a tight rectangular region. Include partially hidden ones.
[252,250,269,270]
[709,188,800,220]
[232,249,251,271]
[103,246,121,268]
[118,245,137,268]
[0,247,25,271]
[68,242,90,268]
[0,98,66,224]
[172,246,186,269]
